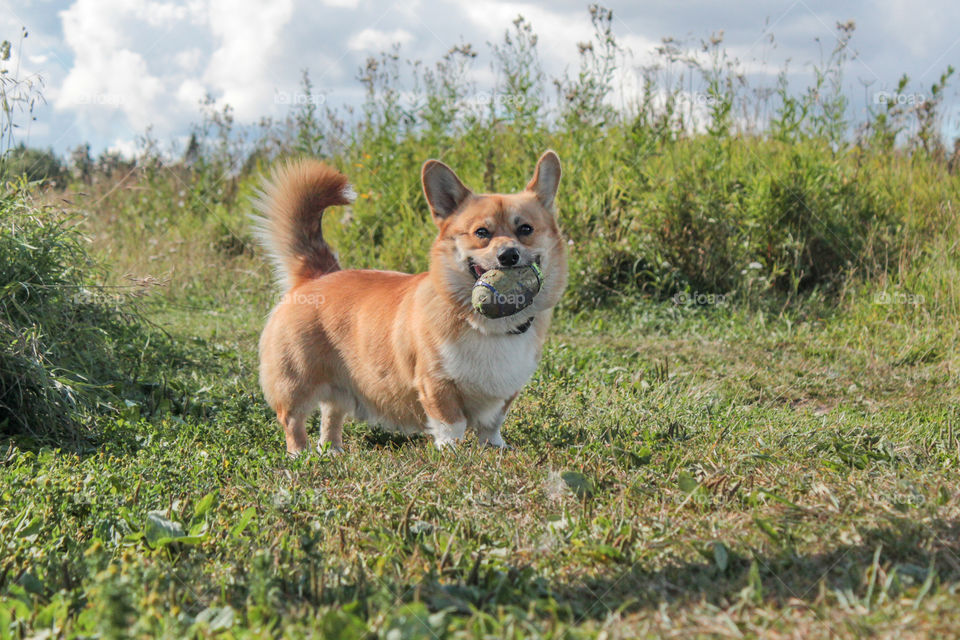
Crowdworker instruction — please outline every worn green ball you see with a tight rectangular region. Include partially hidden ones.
[471,263,542,318]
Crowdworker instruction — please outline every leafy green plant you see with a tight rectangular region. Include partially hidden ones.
[0,186,166,442]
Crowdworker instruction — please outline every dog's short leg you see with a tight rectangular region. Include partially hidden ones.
[418,378,467,448]
[474,394,516,448]
[473,405,506,447]
[278,407,310,456]
[476,423,506,448]
[318,402,346,453]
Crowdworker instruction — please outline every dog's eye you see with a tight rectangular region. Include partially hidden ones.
[517,224,533,236]
[474,227,491,239]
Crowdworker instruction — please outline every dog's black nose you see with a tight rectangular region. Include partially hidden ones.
[498,247,520,267]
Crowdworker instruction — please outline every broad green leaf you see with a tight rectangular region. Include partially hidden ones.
[230,506,257,538]
[17,516,42,541]
[561,471,595,499]
[678,471,698,493]
[193,491,217,519]
[712,541,729,572]
[145,511,187,546]
[18,573,43,596]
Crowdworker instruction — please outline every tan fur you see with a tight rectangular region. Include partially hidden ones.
[256,152,567,454]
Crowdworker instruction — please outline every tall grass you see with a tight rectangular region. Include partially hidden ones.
[0,184,175,442]
[66,10,953,313]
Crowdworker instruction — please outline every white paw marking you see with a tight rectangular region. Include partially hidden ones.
[428,417,467,448]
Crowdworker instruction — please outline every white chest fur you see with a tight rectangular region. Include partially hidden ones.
[439,330,540,400]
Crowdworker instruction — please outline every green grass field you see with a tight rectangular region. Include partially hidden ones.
[3,13,960,638]
[3,269,960,638]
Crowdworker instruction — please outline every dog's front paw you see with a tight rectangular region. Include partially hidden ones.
[428,417,467,449]
[432,436,462,450]
[317,441,344,455]
[476,425,508,449]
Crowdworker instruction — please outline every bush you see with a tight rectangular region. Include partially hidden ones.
[0,184,161,442]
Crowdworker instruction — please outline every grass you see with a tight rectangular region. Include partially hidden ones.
[0,184,169,442]
[3,8,960,638]
[2,297,960,638]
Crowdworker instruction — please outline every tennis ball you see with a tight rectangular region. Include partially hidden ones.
[471,263,542,318]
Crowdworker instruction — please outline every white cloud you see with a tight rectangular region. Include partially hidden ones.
[347,28,414,52]
[458,0,589,65]
[12,0,960,155]
[204,0,296,120]
[176,78,207,109]
[175,48,204,72]
[53,0,301,151]
[108,137,138,157]
[141,1,196,26]
[56,0,167,131]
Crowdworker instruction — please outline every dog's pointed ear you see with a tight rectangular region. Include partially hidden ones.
[525,150,561,211]
[422,159,472,222]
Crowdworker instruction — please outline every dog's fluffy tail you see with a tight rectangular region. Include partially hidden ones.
[252,159,355,289]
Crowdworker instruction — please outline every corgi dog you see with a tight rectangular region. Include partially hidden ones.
[254,151,567,454]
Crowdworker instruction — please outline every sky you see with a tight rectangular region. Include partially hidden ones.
[2,0,959,158]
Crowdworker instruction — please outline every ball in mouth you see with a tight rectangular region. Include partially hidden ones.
[470,263,543,318]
